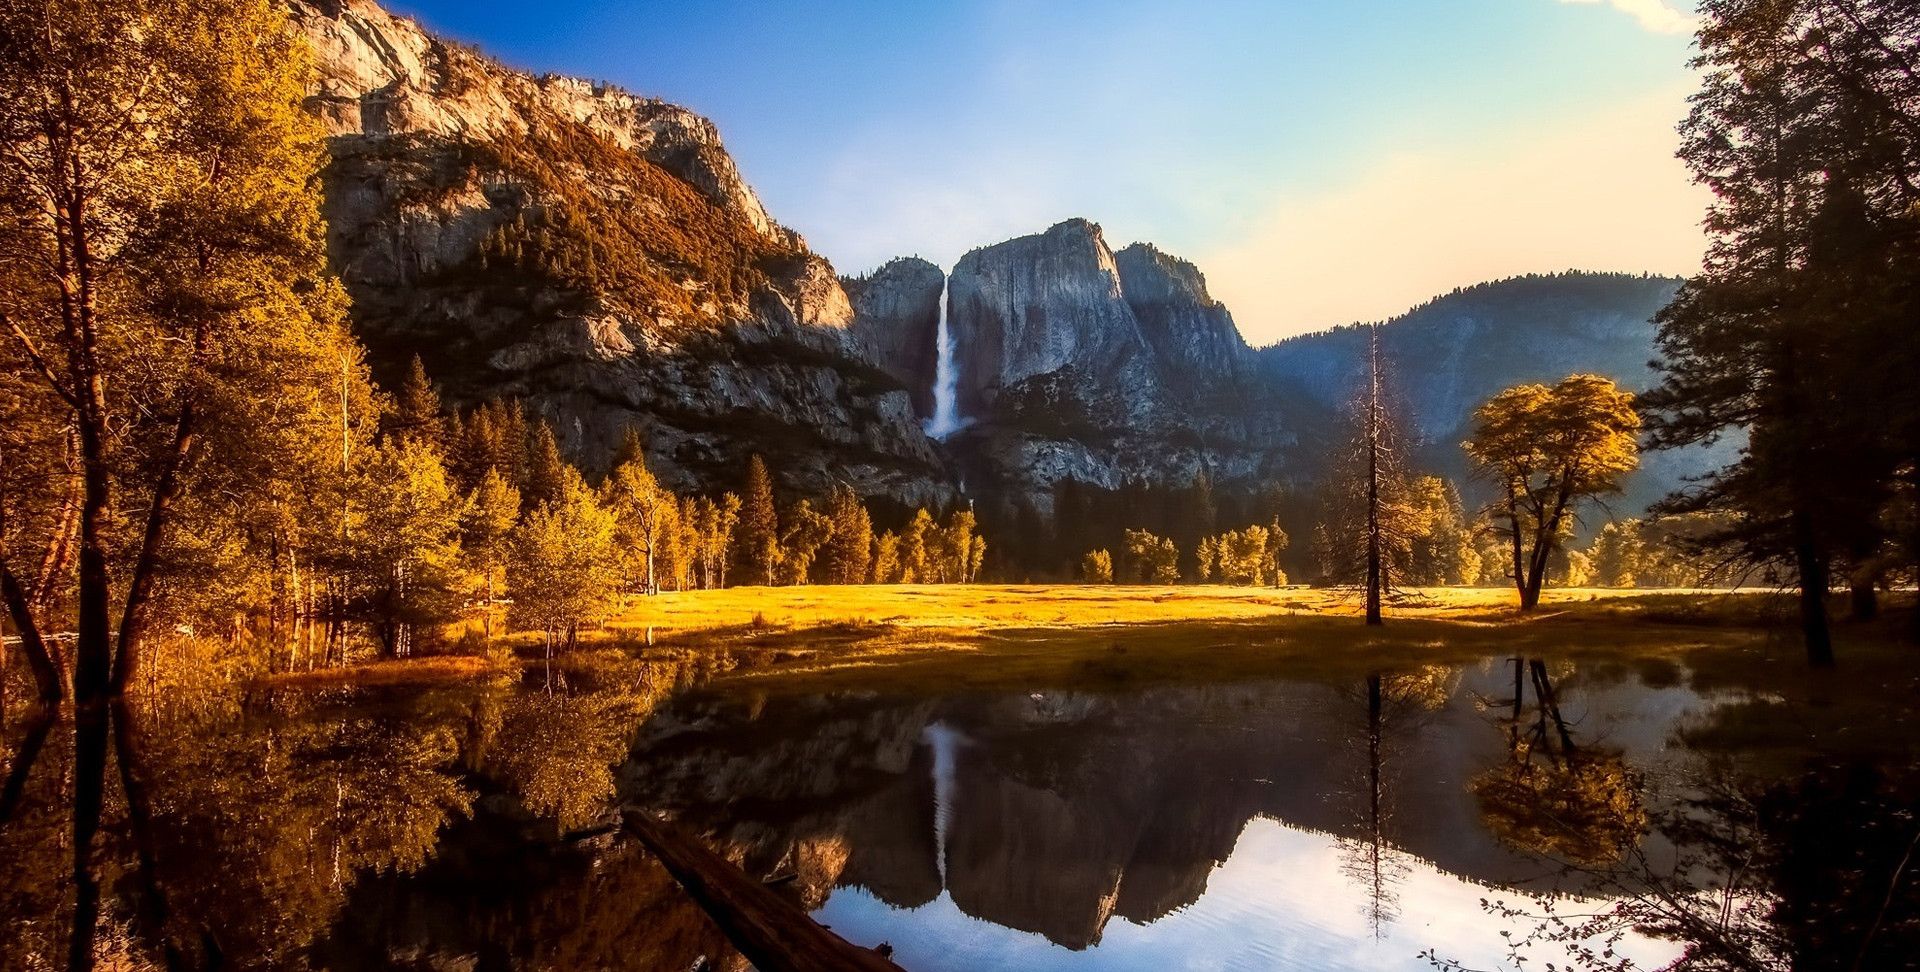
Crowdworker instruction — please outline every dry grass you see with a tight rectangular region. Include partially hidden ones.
[242,585,1920,763]
[607,584,1754,634]
[254,654,502,690]
[598,584,1920,765]
[591,584,1808,693]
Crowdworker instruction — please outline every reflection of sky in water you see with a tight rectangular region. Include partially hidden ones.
[816,817,1682,971]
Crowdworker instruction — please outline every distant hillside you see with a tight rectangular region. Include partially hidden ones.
[1256,272,1729,515]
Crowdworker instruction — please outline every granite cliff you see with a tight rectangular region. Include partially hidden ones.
[927,219,1300,512]
[293,0,950,505]
[843,257,945,419]
[296,0,1704,540]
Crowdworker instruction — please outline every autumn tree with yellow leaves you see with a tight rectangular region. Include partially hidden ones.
[0,0,370,701]
[1465,374,1640,610]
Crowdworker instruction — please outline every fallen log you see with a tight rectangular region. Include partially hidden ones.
[622,808,906,972]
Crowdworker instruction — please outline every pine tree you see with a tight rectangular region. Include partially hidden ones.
[738,455,781,585]
[1265,517,1292,588]
[823,484,874,585]
[1315,327,1418,617]
[392,355,447,452]
[1641,0,1920,661]
[523,421,570,511]
[462,468,520,643]
[777,499,832,585]
[1196,536,1222,582]
[871,531,902,584]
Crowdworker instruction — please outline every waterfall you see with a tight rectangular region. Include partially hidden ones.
[923,276,966,440]
[923,721,962,886]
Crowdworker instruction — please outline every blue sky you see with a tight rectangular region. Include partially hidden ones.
[386,0,1708,341]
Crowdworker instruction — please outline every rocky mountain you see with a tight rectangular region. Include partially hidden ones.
[293,0,950,506]
[843,257,945,418]
[1112,242,1249,384]
[295,0,1712,542]
[920,219,1303,512]
[1256,272,1730,514]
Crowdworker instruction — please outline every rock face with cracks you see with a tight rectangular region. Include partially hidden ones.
[293,0,950,506]
[844,257,946,420]
[938,219,1298,509]
[297,0,1708,522]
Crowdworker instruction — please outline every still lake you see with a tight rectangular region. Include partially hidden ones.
[3,644,1913,970]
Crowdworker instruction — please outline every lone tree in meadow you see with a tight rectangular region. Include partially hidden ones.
[1315,326,1416,623]
[1465,374,1640,611]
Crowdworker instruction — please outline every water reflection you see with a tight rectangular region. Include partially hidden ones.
[2,651,1915,970]
[0,653,731,972]
[622,665,1712,968]
[1471,658,1648,868]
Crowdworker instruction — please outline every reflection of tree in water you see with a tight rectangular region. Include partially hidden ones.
[0,651,686,970]
[1335,665,1456,935]
[1470,658,1647,869]
[1433,763,1920,972]
[490,691,642,831]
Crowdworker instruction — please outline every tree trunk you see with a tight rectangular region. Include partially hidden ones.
[112,404,196,692]
[1793,510,1835,667]
[1850,575,1879,622]
[1363,326,1386,625]
[73,419,115,709]
[1519,582,1542,612]
[1503,485,1529,610]
[1364,430,1383,626]
[29,433,80,614]
[0,560,63,703]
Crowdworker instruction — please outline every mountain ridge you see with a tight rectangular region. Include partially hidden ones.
[294,0,1709,533]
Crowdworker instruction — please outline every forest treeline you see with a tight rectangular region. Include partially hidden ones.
[2,0,1914,709]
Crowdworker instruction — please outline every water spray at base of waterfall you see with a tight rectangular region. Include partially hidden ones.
[923,276,968,441]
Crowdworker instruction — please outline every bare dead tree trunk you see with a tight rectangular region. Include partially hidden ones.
[1364,328,1385,626]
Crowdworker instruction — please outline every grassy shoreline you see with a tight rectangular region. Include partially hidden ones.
[250,584,1919,763]
[596,584,1799,690]
[267,585,1848,693]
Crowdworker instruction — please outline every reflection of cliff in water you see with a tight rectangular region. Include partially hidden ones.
[622,662,1704,950]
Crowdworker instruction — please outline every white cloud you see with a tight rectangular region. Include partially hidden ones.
[1557,0,1700,35]
[1194,87,1711,343]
